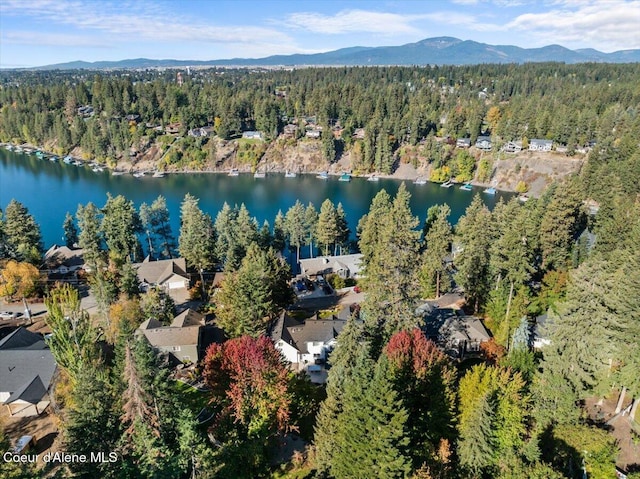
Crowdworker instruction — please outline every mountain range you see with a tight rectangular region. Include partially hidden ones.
[32,37,640,70]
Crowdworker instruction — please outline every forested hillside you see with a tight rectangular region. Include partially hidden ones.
[1,63,639,197]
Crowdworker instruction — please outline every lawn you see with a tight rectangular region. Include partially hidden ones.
[172,380,210,414]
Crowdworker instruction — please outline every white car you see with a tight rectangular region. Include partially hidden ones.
[0,311,19,320]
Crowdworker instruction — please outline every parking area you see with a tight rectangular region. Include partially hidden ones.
[292,275,334,300]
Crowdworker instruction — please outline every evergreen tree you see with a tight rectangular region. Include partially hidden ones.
[178,193,215,289]
[420,204,452,298]
[304,202,318,258]
[3,199,42,263]
[139,195,175,259]
[454,195,493,313]
[63,211,79,249]
[316,198,339,255]
[272,210,287,253]
[335,202,350,255]
[101,194,143,265]
[285,200,307,264]
[215,244,292,338]
[76,201,103,271]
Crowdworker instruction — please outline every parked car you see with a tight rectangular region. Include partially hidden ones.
[0,311,19,320]
[295,280,306,292]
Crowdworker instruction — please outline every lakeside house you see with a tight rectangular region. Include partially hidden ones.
[136,308,205,364]
[242,131,263,140]
[299,254,364,280]
[134,257,190,292]
[42,244,86,276]
[529,139,553,151]
[475,136,492,151]
[0,328,57,417]
[456,138,471,148]
[502,140,523,153]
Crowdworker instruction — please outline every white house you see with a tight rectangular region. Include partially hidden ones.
[242,131,263,140]
[271,312,350,383]
[529,139,553,151]
[501,141,523,153]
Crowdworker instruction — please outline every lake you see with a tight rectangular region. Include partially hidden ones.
[0,149,512,254]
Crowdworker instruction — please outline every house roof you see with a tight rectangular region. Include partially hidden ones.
[299,254,363,277]
[171,308,205,328]
[140,326,200,348]
[139,318,163,330]
[6,376,48,405]
[422,309,490,346]
[43,245,85,269]
[271,312,346,355]
[134,258,188,286]
[0,328,56,401]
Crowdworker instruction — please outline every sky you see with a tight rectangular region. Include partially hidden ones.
[1,0,639,68]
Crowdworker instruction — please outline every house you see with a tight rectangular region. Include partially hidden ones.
[305,128,322,139]
[0,328,57,417]
[456,138,471,148]
[242,131,263,140]
[353,128,365,140]
[532,313,551,349]
[299,254,364,279]
[134,257,190,291]
[77,105,94,118]
[282,124,298,138]
[43,245,85,275]
[188,127,209,138]
[125,114,140,124]
[502,140,523,153]
[529,139,553,151]
[271,312,349,383]
[165,123,182,135]
[420,306,491,359]
[136,308,205,363]
[475,136,492,151]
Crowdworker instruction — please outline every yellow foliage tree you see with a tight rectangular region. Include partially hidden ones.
[486,106,501,132]
[0,260,41,300]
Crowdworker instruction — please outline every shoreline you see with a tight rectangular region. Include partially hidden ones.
[2,141,519,194]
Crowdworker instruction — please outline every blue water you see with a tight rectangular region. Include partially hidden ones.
[0,149,511,253]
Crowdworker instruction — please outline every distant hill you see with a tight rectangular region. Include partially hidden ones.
[31,36,640,70]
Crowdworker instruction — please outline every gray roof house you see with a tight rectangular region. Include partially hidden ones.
[475,136,492,151]
[456,138,471,148]
[299,254,363,279]
[529,139,553,151]
[0,328,57,417]
[43,245,86,274]
[134,257,190,291]
[420,306,491,359]
[271,312,350,383]
[136,308,204,364]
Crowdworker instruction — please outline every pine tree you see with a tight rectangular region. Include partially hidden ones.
[76,201,103,271]
[454,195,493,313]
[272,210,287,253]
[335,202,350,255]
[420,204,452,298]
[178,193,215,288]
[304,202,318,258]
[316,199,339,255]
[139,195,175,259]
[285,200,307,264]
[63,211,79,249]
[3,199,42,263]
[101,193,143,265]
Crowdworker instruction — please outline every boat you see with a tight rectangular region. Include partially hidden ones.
[254,170,266,178]
[483,187,497,195]
[339,173,351,182]
[14,146,23,153]
[133,172,145,178]
[228,169,239,177]
[63,155,73,164]
[316,171,329,180]
[92,166,104,172]
[153,171,165,178]
[284,171,297,178]
[460,182,473,191]
[112,171,125,176]
[440,180,453,188]
[4,144,13,151]
[518,194,529,202]
[36,151,44,159]
[413,178,427,185]
[367,174,379,182]
[49,156,58,162]
[73,160,83,166]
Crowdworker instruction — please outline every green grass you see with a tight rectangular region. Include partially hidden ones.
[172,380,210,413]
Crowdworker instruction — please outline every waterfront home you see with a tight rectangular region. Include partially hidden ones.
[242,131,263,140]
[529,139,553,151]
[502,140,523,153]
[420,306,491,359]
[475,136,492,151]
[456,138,471,148]
[0,328,57,417]
[299,254,363,280]
[42,245,86,276]
[134,257,190,292]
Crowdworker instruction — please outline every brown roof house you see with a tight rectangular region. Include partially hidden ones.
[0,328,57,417]
[136,308,204,364]
[134,257,190,291]
[43,245,86,275]
[299,254,363,279]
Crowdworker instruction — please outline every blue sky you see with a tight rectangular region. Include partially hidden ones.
[1,0,639,68]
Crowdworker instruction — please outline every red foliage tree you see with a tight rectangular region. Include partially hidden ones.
[202,335,291,438]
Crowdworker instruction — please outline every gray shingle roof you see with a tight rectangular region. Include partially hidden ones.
[134,258,188,285]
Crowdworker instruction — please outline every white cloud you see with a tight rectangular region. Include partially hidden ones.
[284,9,428,35]
[0,0,301,50]
[507,0,640,50]
[1,31,111,48]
